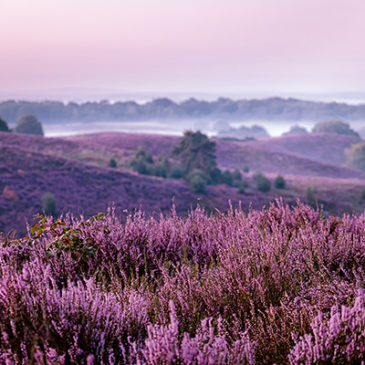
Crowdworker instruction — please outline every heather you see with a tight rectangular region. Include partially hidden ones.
[3,130,365,236]
[0,202,364,364]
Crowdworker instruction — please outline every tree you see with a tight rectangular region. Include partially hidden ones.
[253,172,271,192]
[345,142,365,170]
[0,117,10,132]
[274,175,286,189]
[312,120,359,137]
[172,131,217,176]
[282,125,308,136]
[42,192,56,216]
[15,115,44,136]
[108,158,117,168]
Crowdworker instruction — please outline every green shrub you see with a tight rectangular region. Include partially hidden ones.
[274,175,286,189]
[153,155,171,178]
[253,172,271,192]
[232,168,242,181]
[222,170,234,187]
[243,166,250,173]
[0,117,10,132]
[187,169,209,193]
[130,148,154,175]
[170,166,185,179]
[209,167,223,185]
[108,158,117,168]
[42,193,56,216]
[15,115,44,136]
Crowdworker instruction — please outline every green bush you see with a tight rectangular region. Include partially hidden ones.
[232,169,242,181]
[42,193,56,216]
[209,167,223,185]
[253,172,271,192]
[222,170,234,187]
[243,166,250,173]
[0,117,10,132]
[153,155,171,178]
[130,148,154,175]
[15,115,44,136]
[170,166,185,179]
[274,175,286,189]
[108,158,117,168]
[187,169,209,193]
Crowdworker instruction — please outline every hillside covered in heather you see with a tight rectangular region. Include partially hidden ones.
[2,130,365,236]
[0,203,364,363]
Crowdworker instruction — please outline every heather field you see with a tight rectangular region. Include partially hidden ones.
[0,202,364,364]
[2,131,365,236]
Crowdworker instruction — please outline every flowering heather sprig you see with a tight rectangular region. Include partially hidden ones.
[289,291,365,364]
[141,301,255,365]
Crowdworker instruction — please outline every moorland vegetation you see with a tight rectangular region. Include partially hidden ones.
[0,202,364,363]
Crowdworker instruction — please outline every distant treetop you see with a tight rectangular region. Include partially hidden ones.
[282,125,308,136]
[15,115,44,136]
[312,120,359,137]
[217,124,270,140]
[0,117,10,132]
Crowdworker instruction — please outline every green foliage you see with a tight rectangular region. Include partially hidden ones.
[231,168,242,182]
[283,125,308,136]
[0,117,10,132]
[361,188,365,200]
[170,166,185,179]
[345,142,365,171]
[187,169,209,193]
[108,158,117,168]
[130,148,154,175]
[172,131,217,175]
[274,175,286,189]
[305,187,317,207]
[153,155,171,178]
[243,166,250,173]
[312,120,359,137]
[222,170,234,187]
[209,167,223,185]
[15,115,44,136]
[253,171,271,192]
[42,192,56,216]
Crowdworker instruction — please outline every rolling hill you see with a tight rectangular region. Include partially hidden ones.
[1,131,365,236]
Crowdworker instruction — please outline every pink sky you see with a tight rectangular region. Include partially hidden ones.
[1,0,365,98]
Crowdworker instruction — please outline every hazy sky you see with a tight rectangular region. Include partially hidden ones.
[1,0,365,98]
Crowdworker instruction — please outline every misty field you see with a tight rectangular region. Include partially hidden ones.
[0,202,364,364]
